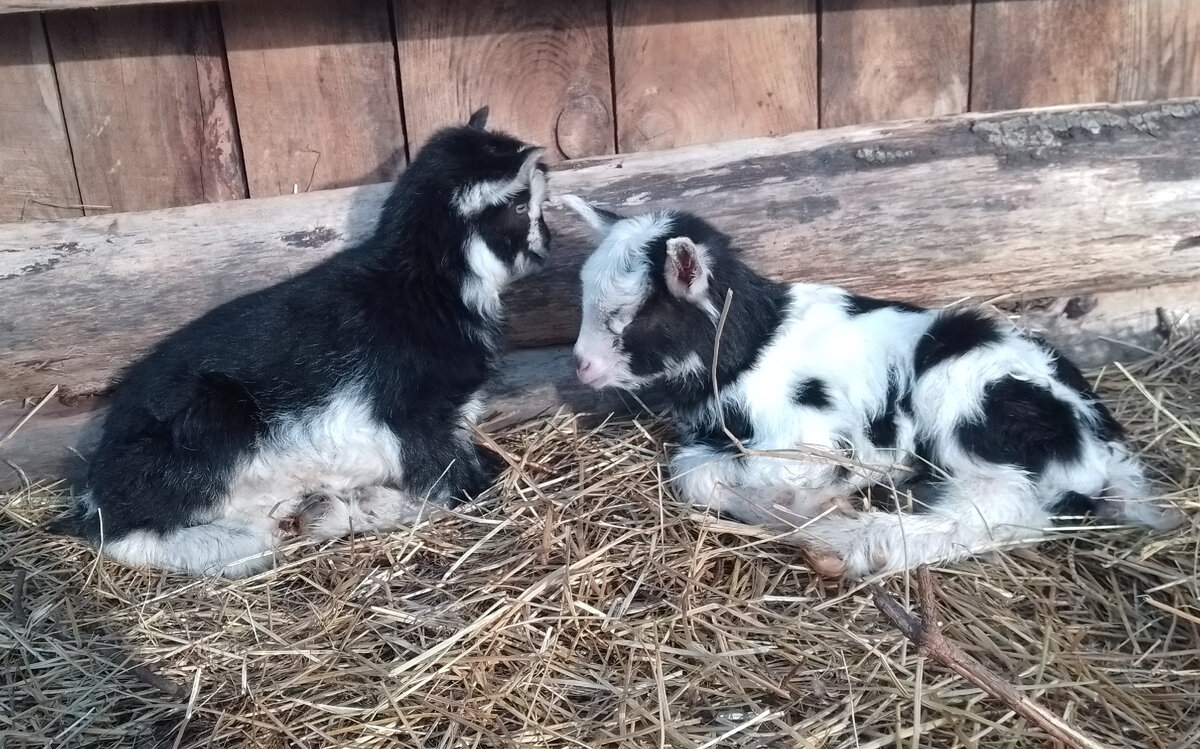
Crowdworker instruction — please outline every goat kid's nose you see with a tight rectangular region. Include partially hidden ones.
[574,353,591,373]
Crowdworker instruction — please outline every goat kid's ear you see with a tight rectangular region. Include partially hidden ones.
[665,236,711,301]
[559,194,624,238]
[467,106,490,131]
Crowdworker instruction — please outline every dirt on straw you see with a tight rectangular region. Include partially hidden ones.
[2,333,1198,749]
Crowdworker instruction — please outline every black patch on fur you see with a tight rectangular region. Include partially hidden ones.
[866,371,901,447]
[791,377,832,409]
[956,377,1083,475]
[914,308,1004,375]
[687,402,755,454]
[843,294,924,317]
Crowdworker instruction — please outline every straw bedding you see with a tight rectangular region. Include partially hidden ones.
[2,332,1198,748]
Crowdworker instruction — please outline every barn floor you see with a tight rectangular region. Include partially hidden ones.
[2,334,1198,749]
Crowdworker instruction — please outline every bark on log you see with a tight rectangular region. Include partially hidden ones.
[1,0,208,11]
[3,101,1199,404]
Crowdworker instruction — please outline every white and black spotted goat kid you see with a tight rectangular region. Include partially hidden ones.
[563,196,1182,577]
[51,108,551,577]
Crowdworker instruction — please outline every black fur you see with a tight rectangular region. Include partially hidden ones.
[1038,338,1124,442]
[913,308,1004,375]
[684,401,756,454]
[52,114,547,552]
[844,294,923,317]
[791,377,832,409]
[956,377,1083,474]
[866,371,902,448]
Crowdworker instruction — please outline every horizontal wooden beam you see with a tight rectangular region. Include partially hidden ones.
[0,0,205,12]
[3,100,1200,406]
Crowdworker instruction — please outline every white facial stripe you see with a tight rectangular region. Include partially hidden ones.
[453,148,546,217]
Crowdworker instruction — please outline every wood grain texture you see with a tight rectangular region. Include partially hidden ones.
[44,4,245,213]
[0,14,81,223]
[2,101,1199,403]
[4,276,1196,490]
[1,0,211,12]
[395,0,613,161]
[820,0,971,128]
[612,0,817,152]
[221,0,406,197]
[972,0,1200,111]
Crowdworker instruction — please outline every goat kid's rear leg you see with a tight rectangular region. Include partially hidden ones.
[795,468,1051,578]
[1094,446,1186,531]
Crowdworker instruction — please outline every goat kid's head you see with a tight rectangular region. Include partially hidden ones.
[417,107,552,297]
[563,195,725,391]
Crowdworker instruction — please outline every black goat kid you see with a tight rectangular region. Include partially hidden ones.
[51,109,550,577]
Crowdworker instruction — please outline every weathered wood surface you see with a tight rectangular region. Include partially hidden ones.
[820,0,971,128]
[611,0,818,152]
[3,101,1200,403]
[395,0,613,161]
[1,0,213,11]
[221,0,406,197]
[0,14,82,223]
[44,5,246,213]
[4,276,1195,490]
[973,0,1200,111]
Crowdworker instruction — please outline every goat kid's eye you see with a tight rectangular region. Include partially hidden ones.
[514,203,529,215]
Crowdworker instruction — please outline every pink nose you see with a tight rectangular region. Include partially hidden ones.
[574,354,600,385]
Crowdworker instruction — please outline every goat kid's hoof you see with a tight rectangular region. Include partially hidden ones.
[803,549,847,579]
[825,496,858,517]
[278,492,334,537]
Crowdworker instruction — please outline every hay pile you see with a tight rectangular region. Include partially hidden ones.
[2,335,1198,749]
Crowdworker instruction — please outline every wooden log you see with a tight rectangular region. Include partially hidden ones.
[819,0,971,128]
[0,14,82,222]
[395,0,614,162]
[1,0,213,12]
[2,101,1200,404]
[220,0,406,197]
[44,4,246,213]
[973,0,1200,111]
[611,0,818,152]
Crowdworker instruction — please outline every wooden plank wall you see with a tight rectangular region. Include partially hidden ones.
[2,0,1199,221]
